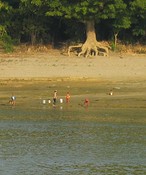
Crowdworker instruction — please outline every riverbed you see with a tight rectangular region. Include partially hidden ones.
[0,80,146,174]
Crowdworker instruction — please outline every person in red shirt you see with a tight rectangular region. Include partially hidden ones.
[66,92,70,103]
[84,98,89,107]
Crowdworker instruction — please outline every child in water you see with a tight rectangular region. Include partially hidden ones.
[9,95,16,106]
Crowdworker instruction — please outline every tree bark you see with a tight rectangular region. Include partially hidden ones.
[114,32,118,48]
[86,20,97,43]
[31,31,36,45]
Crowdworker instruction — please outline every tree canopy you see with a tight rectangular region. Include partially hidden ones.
[130,0,146,37]
[0,0,145,51]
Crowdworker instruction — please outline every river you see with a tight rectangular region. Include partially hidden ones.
[0,80,146,174]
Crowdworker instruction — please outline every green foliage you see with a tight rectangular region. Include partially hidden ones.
[0,33,14,52]
[111,42,116,51]
[0,25,13,52]
[0,0,145,46]
[0,1,8,9]
[18,0,54,44]
[0,1,14,52]
[29,0,133,42]
[0,25,6,36]
[130,0,146,38]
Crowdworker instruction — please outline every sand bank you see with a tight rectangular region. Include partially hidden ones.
[0,52,146,82]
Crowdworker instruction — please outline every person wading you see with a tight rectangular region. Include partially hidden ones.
[53,90,57,106]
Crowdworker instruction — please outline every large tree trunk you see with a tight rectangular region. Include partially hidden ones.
[78,20,98,57]
[68,20,110,57]
[86,20,97,44]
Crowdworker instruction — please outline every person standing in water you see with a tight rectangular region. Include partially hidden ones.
[66,92,70,103]
[109,89,113,96]
[84,98,89,108]
[9,94,16,106]
[53,90,57,105]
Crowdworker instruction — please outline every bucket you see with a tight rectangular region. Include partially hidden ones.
[60,98,63,103]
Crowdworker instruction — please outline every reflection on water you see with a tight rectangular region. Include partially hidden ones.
[0,119,146,175]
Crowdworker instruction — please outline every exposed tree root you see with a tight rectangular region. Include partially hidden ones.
[68,41,111,57]
[68,43,83,56]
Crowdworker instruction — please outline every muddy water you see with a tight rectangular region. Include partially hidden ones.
[0,80,146,174]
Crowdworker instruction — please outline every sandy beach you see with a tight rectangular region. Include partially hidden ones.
[0,51,146,82]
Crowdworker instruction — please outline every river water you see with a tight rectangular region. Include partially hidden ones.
[0,80,146,174]
[0,114,146,174]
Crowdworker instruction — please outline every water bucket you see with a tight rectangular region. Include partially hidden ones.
[48,99,51,104]
[43,100,46,104]
[60,98,63,103]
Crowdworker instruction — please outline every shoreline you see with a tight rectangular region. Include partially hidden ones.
[0,52,146,82]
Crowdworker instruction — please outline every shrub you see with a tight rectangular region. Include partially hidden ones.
[0,34,14,52]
